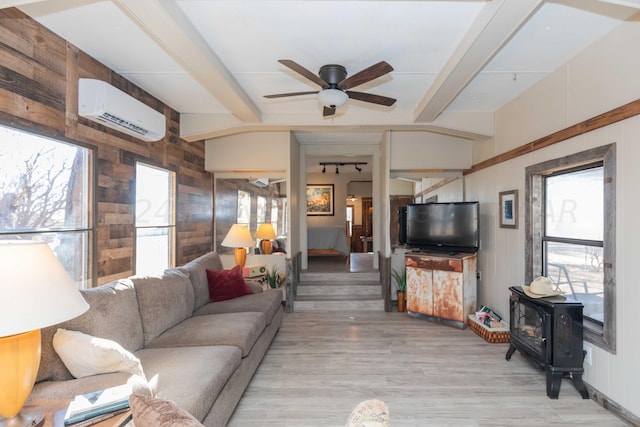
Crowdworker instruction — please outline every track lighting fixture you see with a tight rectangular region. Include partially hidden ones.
[318,161,368,175]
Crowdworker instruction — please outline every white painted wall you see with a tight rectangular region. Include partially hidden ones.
[306,172,373,229]
[389,179,413,195]
[415,176,464,202]
[380,132,391,256]
[287,132,301,256]
[205,131,290,171]
[466,17,640,419]
[389,131,473,170]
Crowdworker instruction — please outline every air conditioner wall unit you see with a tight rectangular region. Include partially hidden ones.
[250,178,269,187]
[78,78,166,142]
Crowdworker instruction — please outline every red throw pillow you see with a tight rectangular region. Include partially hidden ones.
[206,265,252,302]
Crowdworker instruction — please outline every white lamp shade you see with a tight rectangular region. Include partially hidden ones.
[254,223,276,240]
[318,88,348,108]
[0,241,89,337]
[221,224,254,248]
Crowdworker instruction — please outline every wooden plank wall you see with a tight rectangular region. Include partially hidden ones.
[0,9,213,285]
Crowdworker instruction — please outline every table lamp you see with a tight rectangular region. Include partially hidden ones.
[254,224,276,255]
[0,241,89,427]
[221,224,254,268]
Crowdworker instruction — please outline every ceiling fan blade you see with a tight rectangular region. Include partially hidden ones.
[338,61,393,90]
[264,91,319,99]
[323,106,336,117]
[346,91,396,106]
[278,59,328,88]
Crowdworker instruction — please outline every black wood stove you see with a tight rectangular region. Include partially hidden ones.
[506,286,589,399]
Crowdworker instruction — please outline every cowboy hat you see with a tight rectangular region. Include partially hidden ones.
[523,276,564,299]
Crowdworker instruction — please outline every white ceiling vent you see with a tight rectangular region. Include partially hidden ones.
[78,78,166,142]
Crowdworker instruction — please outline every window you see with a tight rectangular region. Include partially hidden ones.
[270,199,279,235]
[0,125,94,288]
[256,196,267,224]
[544,166,604,321]
[281,198,288,236]
[526,144,615,352]
[236,190,250,225]
[135,163,175,275]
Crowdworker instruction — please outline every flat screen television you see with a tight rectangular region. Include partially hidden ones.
[404,202,479,253]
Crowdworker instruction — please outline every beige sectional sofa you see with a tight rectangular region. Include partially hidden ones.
[30,252,284,427]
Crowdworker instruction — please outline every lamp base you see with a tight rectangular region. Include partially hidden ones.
[234,247,247,268]
[0,412,44,427]
[260,239,273,255]
[0,330,41,422]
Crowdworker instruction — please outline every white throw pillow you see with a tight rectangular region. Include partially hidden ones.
[53,328,145,379]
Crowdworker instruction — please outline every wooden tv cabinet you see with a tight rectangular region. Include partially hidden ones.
[405,251,477,328]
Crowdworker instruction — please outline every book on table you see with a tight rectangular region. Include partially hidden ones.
[63,384,132,425]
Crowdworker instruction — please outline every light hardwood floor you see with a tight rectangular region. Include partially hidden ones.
[228,311,628,426]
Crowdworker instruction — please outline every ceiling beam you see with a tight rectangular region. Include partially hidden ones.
[180,112,492,143]
[414,0,544,123]
[0,0,46,7]
[113,0,261,123]
[597,0,640,9]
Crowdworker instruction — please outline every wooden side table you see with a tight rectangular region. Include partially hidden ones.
[9,400,131,427]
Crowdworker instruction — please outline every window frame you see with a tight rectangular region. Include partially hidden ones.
[525,143,616,352]
[0,123,96,288]
[134,162,177,275]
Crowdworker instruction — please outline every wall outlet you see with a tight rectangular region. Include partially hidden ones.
[476,271,482,281]
[583,344,593,365]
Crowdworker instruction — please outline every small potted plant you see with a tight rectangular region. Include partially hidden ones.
[266,267,286,289]
[391,268,407,312]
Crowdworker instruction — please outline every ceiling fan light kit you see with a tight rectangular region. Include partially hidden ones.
[265,60,396,117]
[318,88,348,108]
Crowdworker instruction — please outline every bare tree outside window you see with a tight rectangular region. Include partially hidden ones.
[0,125,93,287]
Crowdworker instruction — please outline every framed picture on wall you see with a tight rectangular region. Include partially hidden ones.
[306,184,334,216]
[499,190,518,228]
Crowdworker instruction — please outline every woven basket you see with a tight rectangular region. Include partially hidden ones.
[468,315,510,343]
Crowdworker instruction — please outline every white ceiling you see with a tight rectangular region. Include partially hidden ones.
[10,0,640,155]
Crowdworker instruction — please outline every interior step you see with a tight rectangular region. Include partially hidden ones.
[297,282,381,297]
[295,277,384,311]
[300,271,379,282]
[294,296,385,311]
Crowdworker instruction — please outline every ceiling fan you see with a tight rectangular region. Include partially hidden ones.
[264,59,396,117]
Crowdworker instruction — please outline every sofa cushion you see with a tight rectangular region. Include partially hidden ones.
[53,329,145,379]
[194,289,283,326]
[37,279,144,383]
[145,312,266,357]
[131,269,194,346]
[135,345,241,421]
[177,252,223,312]
[206,266,252,302]
[130,394,204,427]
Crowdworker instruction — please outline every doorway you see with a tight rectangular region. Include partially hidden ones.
[303,148,379,272]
